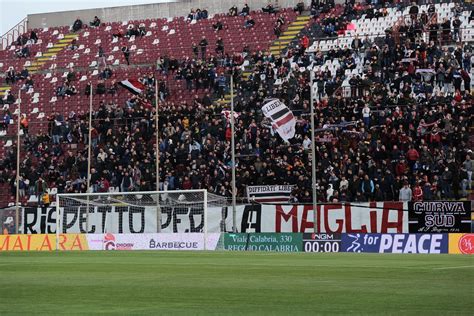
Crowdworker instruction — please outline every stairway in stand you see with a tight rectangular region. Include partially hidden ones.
[26,33,79,73]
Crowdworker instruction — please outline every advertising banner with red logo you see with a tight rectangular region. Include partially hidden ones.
[448,234,474,254]
[85,233,221,251]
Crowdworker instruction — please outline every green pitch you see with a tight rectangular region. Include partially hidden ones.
[0,252,472,315]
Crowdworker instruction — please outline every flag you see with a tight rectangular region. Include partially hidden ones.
[221,110,240,122]
[261,98,296,141]
[119,79,145,95]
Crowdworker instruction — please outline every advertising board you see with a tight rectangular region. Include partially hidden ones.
[341,234,448,254]
[448,234,474,254]
[0,234,88,251]
[302,233,341,253]
[86,233,221,251]
[408,201,471,233]
[224,233,302,252]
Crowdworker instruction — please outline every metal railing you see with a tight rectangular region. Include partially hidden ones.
[1,17,28,51]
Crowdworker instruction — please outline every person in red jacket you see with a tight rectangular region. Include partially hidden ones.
[300,35,309,52]
[406,145,420,171]
[413,182,423,201]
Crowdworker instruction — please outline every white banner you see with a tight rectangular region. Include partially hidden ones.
[261,98,296,141]
[21,202,408,234]
[246,185,294,203]
[22,206,229,234]
[86,233,221,251]
[235,202,408,233]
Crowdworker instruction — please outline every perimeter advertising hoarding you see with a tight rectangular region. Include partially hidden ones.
[224,233,302,252]
[0,234,88,251]
[302,233,341,253]
[86,233,221,251]
[448,234,474,254]
[341,234,449,254]
[408,201,471,233]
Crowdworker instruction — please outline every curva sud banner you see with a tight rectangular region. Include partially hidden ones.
[21,202,409,234]
[408,201,472,233]
[341,233,449,254]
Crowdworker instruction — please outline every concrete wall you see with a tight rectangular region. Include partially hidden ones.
[27,0,317,30]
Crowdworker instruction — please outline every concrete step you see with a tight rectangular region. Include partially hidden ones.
[288,25,304,31]
[47,47,63,52]
[64,34,78,39]
[283,30,300,36]
[53,43,69,47]
[42,52,57,57]
[291,21,309,26]
[296,16,311,21]
[279,35,296,40]
[273,40,291,45]
[57,39,74,44]
[0,86,11,91]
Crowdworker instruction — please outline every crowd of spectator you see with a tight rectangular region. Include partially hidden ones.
[1,1,473,206]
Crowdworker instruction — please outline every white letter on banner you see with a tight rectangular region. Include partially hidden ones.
[404,235,417,253]
[379,235,392,253]
[392,234,404,253]
[418,235,430,254]
[429,235,442,253]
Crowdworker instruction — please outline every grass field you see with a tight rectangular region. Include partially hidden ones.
[0,251,472,315]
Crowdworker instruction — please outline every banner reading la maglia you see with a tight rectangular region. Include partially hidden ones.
[20,202,413,234]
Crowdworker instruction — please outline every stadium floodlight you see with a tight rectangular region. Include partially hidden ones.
[56,190,228,249]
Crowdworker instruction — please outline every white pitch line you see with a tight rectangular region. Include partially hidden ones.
[432,265,474,270]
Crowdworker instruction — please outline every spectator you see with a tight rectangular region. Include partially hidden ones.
[462,154,472,190]
[96,80,106,95]
[199,36,208,59]
[399,181,412,202]
[29,30,38,43]
[215,37,224,56]
[90,16,101,28]
[452,16,462,42]
[240,4,250,16]
[229,6,238,17]
[294,2,304,15]
[122,46,130,65]
[262,4,277,14]
[244,16,255,29]
[72,17,83,32]
[213,21,223,32]
[35,177,48,204]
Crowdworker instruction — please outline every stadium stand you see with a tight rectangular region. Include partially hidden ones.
[0,0,473,208]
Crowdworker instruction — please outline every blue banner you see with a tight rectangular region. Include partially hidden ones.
[341,234,448,254]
